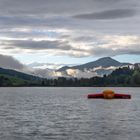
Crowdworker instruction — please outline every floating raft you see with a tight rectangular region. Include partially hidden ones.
[87,90,131,99]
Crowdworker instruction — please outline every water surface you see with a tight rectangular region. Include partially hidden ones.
[0,87,140,140]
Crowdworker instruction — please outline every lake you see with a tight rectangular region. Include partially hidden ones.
[0,87,140,140]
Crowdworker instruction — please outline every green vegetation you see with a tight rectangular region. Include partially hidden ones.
[0,68,42,86]
[0,66,140,87]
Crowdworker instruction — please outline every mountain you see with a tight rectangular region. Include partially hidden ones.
[54,57,132,78]
[134,63,140,69]
[26,57,132,79]
[58,57,131,71]
[0,56,133,79]
[26,57,133,78]
[58,66,70,71]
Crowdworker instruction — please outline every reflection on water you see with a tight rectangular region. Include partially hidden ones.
[0,87,140,140]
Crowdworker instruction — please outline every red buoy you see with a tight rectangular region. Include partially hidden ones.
[114,93,131,99]
[87,90,131,99]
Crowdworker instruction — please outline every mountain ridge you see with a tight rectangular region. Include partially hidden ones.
[0,67,41,81]
[0,57,135,79]
[58,57,132,71]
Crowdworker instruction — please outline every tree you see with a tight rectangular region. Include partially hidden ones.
[132,70,140,85]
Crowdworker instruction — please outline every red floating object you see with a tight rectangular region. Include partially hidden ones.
[88,93,104,99]
[87,90,131,99]
[114,93,131,99]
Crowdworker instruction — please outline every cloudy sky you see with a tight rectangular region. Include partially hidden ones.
[0,0,140,65]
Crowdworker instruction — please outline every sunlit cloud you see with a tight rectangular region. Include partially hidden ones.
[1,29,140,58]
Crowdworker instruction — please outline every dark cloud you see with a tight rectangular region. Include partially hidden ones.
[13,40,71,50]
[0,0,140,63]
[7,40,72,51]
[0,15,74,30]
[0,0,95,16]
[0,15,47,27]
[73,9,136,20]
[0,54,24,70]
[87,44,140,57]
[0,0,138,16]
[1,39,92,57]
[0,0,139,31]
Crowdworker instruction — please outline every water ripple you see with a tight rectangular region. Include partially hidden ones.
[0,87,140,140]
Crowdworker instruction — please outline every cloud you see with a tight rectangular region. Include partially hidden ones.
[0,54,24,70]
[0,0,138,16]
[1,33,140,58]
[0,0,139,33]
[7,40,72,50]
[66,69,98,78]
[0,38,92,57]
[0,0,112,16]
[73,9,136,20]
[0,0,139,28]
[0,0,140,65]
[27,62,76,70]
[89,35,140,56]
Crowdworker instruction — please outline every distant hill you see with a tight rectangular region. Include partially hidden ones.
[28,57,133,78]
[0,65,140,87]
[73,57,122,70]
[134,63,140,69]
[0,67,42,86]
[54,57,132,78]
[0,67,40,81]
[0,57,134,79]
[58,57,131,71]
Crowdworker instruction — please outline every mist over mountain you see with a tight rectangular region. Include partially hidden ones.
[55,57,132,78]
[0,54,24,70]
[0,55,135,79]
[59,57,131,71]
[0,54,32,73]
